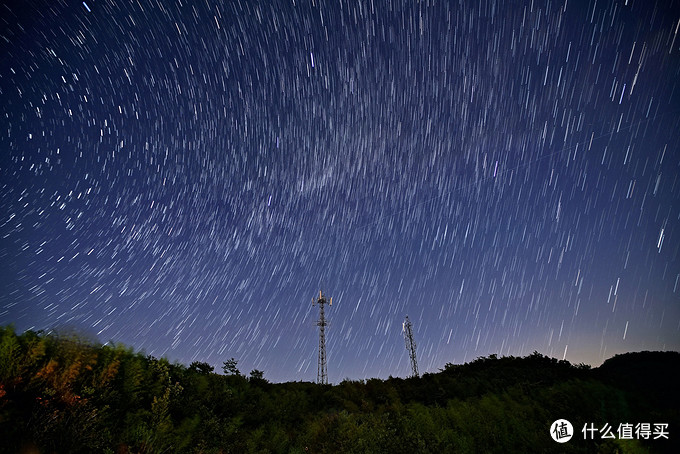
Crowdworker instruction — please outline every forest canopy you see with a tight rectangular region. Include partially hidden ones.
[0,325,678,453]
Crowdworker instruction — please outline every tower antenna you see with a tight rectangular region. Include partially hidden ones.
[313,290,332,384]
[403,315,419,378]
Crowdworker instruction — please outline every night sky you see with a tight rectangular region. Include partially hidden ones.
[1,0,679,384]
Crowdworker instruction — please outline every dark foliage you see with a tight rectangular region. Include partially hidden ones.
[0,325,677,453]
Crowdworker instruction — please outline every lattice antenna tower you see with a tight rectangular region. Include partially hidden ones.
[403,315,419,378]
[313,290,332,384]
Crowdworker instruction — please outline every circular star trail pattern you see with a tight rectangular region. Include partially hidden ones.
[1,0,679,383]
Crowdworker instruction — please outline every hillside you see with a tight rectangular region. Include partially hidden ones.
[1,325,677,453]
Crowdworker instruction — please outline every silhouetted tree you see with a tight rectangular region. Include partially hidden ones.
[188,361,213,374]
[222,357,240,376]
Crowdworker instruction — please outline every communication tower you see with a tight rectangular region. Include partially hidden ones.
[313,290,332,384]
[403,315,419,378]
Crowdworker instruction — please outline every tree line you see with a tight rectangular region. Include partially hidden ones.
[0,325,678,453]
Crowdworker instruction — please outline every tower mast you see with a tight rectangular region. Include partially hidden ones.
[313,290,332,384]
[403,315,419,378]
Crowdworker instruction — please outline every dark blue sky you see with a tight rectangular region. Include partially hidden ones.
[1,0,679,383]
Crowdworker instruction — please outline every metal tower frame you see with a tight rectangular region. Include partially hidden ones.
[403,315,419,378]
[313,290,332,384]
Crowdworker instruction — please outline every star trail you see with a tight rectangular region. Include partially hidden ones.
[1,0,679,383]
